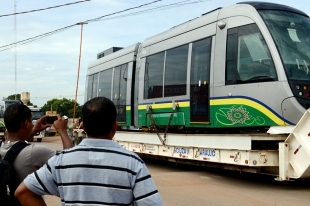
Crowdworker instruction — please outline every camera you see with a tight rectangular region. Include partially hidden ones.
[46,116,58,124]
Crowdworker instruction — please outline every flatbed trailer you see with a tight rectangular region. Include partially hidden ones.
[113,109,310,181]
[72,109,310,180]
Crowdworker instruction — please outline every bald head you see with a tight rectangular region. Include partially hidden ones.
[82,97,117,137]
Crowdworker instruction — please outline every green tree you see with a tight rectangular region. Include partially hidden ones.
[42,98,82,118]
[7,94,21,100]
[7,94,35,106]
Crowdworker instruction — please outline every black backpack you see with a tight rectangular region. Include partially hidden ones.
[0,141,29,206]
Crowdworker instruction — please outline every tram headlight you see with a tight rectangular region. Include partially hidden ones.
[296,85,300,90]
[299,92,303,96]
[303,86,308,91]
[306,93,310,97]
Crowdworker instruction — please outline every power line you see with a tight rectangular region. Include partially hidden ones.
[85,0,163,22]
[0,0,91,18]
[0,0,211,52]
[89,0,211,23]
[0,0,162,52]
[2,0,212,103]
[0,24,76,51]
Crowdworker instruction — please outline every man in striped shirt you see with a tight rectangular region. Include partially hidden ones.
[15,97,163,206]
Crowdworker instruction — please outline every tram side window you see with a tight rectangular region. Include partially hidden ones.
[164,45,188,97]
[226,24,277,85]
[113,64,128,122]
[86,75,94,101]
[144,52,165,99]
[92,73,99,98]
[98,69,113,99]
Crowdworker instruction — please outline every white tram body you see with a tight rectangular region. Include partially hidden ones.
[85,2,310,180]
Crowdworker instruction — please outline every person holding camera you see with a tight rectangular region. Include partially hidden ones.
[0,103,73,204]
[15,97,163,206]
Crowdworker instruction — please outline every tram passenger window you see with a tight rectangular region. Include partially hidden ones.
[86,75,94,101]
[226,31,239,84]
[92,73,99,98]
[164,45,188,97]
[113,64,128,122]
[144,52,165,99]
[98,69,113,99]
[226,24,277,85]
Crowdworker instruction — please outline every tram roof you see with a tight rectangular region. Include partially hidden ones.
[88,43,140,69]
[238,1,309,17]
[142,2,308,48]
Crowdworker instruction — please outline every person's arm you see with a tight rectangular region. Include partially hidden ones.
[27,115,51,142]
[15,182,46,206]
[53,116,73,150]
[133,162,163,206]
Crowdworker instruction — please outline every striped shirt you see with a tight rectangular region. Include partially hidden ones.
[24,138,163,206]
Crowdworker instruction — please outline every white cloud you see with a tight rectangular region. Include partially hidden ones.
[44,67,57,71]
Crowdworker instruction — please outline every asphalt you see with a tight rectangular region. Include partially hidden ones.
[32,135,64,152]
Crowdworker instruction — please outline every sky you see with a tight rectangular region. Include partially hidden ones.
[0,0,309,107]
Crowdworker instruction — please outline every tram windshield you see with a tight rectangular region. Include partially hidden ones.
[259,10,310,81]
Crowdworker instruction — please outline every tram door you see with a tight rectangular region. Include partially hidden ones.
[190,37,212,122]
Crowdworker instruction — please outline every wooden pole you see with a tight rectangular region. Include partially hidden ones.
[73,22,87,123]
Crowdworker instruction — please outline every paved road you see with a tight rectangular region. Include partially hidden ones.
[35,136,63,151]
[36,137,310,206]
[147,159,310,206]
[33,137,63,205]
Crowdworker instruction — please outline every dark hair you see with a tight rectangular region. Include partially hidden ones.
[4,103,32,132]
[82,97,116,137]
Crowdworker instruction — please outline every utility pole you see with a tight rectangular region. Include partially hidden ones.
[73,22,87,122]
[14,0,17,100]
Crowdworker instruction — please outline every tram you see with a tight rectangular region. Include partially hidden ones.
[85,2,310,180]
[86,2,310,131]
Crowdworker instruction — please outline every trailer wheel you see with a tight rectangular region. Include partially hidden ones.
[37,138,42,142]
